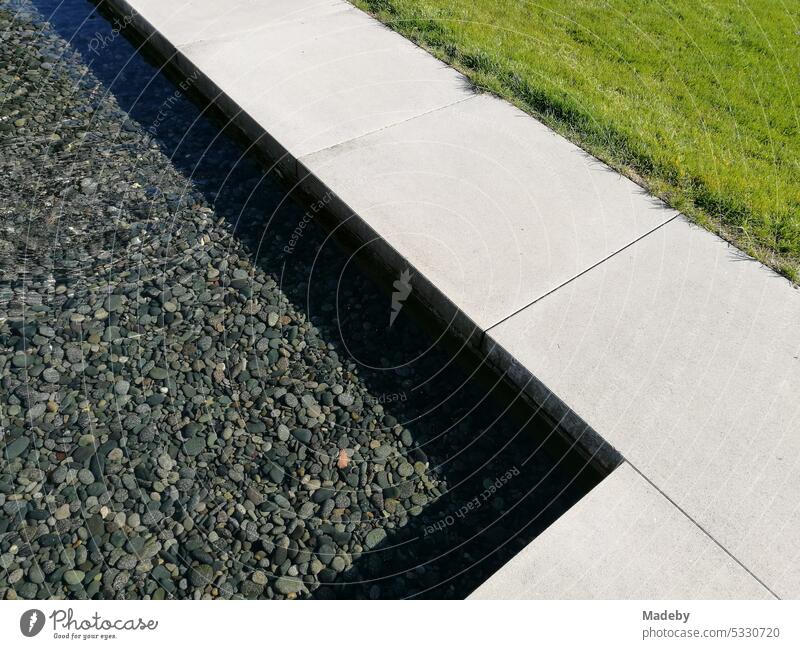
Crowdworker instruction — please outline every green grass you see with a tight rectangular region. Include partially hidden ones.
[353,0,800,280]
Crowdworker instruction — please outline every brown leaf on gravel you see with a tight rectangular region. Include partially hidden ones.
[337,448,349,469]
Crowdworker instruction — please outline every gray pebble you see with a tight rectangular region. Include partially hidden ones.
[274,576,303,595]
[63,569,85,586]
[365,528,387,549]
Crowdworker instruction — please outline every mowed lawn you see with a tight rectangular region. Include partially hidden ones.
[354,0,800,279]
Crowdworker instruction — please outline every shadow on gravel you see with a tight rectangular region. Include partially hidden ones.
[30,0,608,598]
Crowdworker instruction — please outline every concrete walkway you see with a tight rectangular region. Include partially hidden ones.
[471,463,772,599]
[106,0,800,598]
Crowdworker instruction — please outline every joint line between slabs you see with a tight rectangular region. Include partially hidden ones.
[624,460,780,600]
[298,93,480,161]
[484,213,681,334]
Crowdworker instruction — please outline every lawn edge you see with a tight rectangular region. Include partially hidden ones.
[352,0,799,284]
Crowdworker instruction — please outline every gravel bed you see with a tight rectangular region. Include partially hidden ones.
[0,2,446,599]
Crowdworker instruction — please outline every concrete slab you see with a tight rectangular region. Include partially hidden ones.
[112,0,346,48]
[299,94,677,331]
[485,216,800,597]
[162,3,471,159]
[470,463,773,599]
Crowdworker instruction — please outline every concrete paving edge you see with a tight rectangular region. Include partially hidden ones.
[103,0,624,472]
